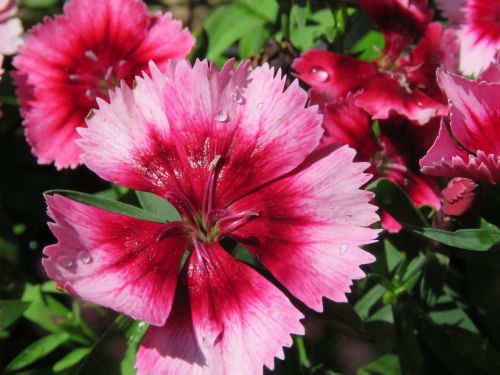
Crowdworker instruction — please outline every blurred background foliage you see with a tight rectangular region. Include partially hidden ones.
[1,0,500,374]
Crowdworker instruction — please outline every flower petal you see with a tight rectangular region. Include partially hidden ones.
[321,95,377,162]
[79,60,323,210]
[292,50,378,108]
[355,75,446,125]
[359,0,433,55]
[229,145,379,311]
[126,12,195,72]
[438,69,500,156]
[43,194,188,326]
[136,243,304,375]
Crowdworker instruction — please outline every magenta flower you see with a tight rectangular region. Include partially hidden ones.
[321,95,441,232]
[293,22,457,125]
[13,0,195,169]
[437,0,500,75]
[0,0,23,57]
[42,60,379,374]
[420,59,500,184]
[359,0,433,57]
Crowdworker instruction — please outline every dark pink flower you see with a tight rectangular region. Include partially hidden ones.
[437,0,500,75]
[359,0,433,57]
[442,177,478,216]
[293,23,457,125]
[420,62,500,183]
[0,0,22,56]
[322,95,441,232]
[43,60,379,373]
[13,0,195,169]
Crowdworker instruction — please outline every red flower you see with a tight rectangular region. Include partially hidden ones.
[43,60,379,373]
[13,0,195,169]
[442,178,478,216]
[293,23,457,126]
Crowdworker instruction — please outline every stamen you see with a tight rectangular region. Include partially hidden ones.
[217,211,259,235]
[202,155,223,231]
[155,222,187,243]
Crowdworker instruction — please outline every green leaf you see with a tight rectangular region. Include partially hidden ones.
[349,31,385,61]
[21,0,59,8]
[5,333,70,372]
[392,297,426,375]
[0,300,31,330]
[363,354,401,375]
[237,0,279,22]
[53,347,91,372]
[354,284,385,321]
[135,191,180,222]
[205,4,267,59]
[414,227,500,251]
[76,315,148,375]
[22,284,71,333]
[45,190,165,223]
[368,178,427,227]
[239,28,270,58]
[384,239,405,273]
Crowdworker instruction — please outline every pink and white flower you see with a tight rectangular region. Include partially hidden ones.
[13,0,195,169]
[322,95,441,232]
[42,60,379,374]
[420,61,500,184]
[0,0,23,57]
[437,0,500,76]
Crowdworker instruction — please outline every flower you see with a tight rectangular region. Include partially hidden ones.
[420,59,500,184]
[441,177,478,216]
[359,0,433,57]
[42,60,379,374]
[437,0,500,76]
[0,0,23,56]
[293,22,457,125]
[322,94,440,232]
[13,0,195,169]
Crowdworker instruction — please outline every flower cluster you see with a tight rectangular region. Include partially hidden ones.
[3,0,500,373]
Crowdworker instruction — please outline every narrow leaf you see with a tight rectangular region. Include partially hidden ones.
[135,191,180,222]
[5,333,69,372]
[44,190,165,223]
[414,227,500,251]
[0,300,31,330]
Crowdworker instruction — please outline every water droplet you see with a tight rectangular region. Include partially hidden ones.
[84,50,98,61]
[85,89,93,98]
[232,91,245,104]
[57,255,73,269]
[272,311,282,321]
[214,111,228,123]
[257,102,264,109]
[339,243,348,255]
[417,101,423,107]
[329,204,334,209]
[78,251,93,264]
[310,67,329,82]
[68,74,79,81]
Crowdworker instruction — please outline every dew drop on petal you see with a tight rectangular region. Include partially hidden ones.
[214,111,228,123]
[310,67,329,82]
[257,102,264,109]
[57,255,74,269]
[232,91,245,104]
[339,243,348,255]
[329,204,334,209]
[78,251,93,264]
[272,311,282,322]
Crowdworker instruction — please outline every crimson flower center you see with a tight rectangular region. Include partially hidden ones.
[66,49,129,104]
